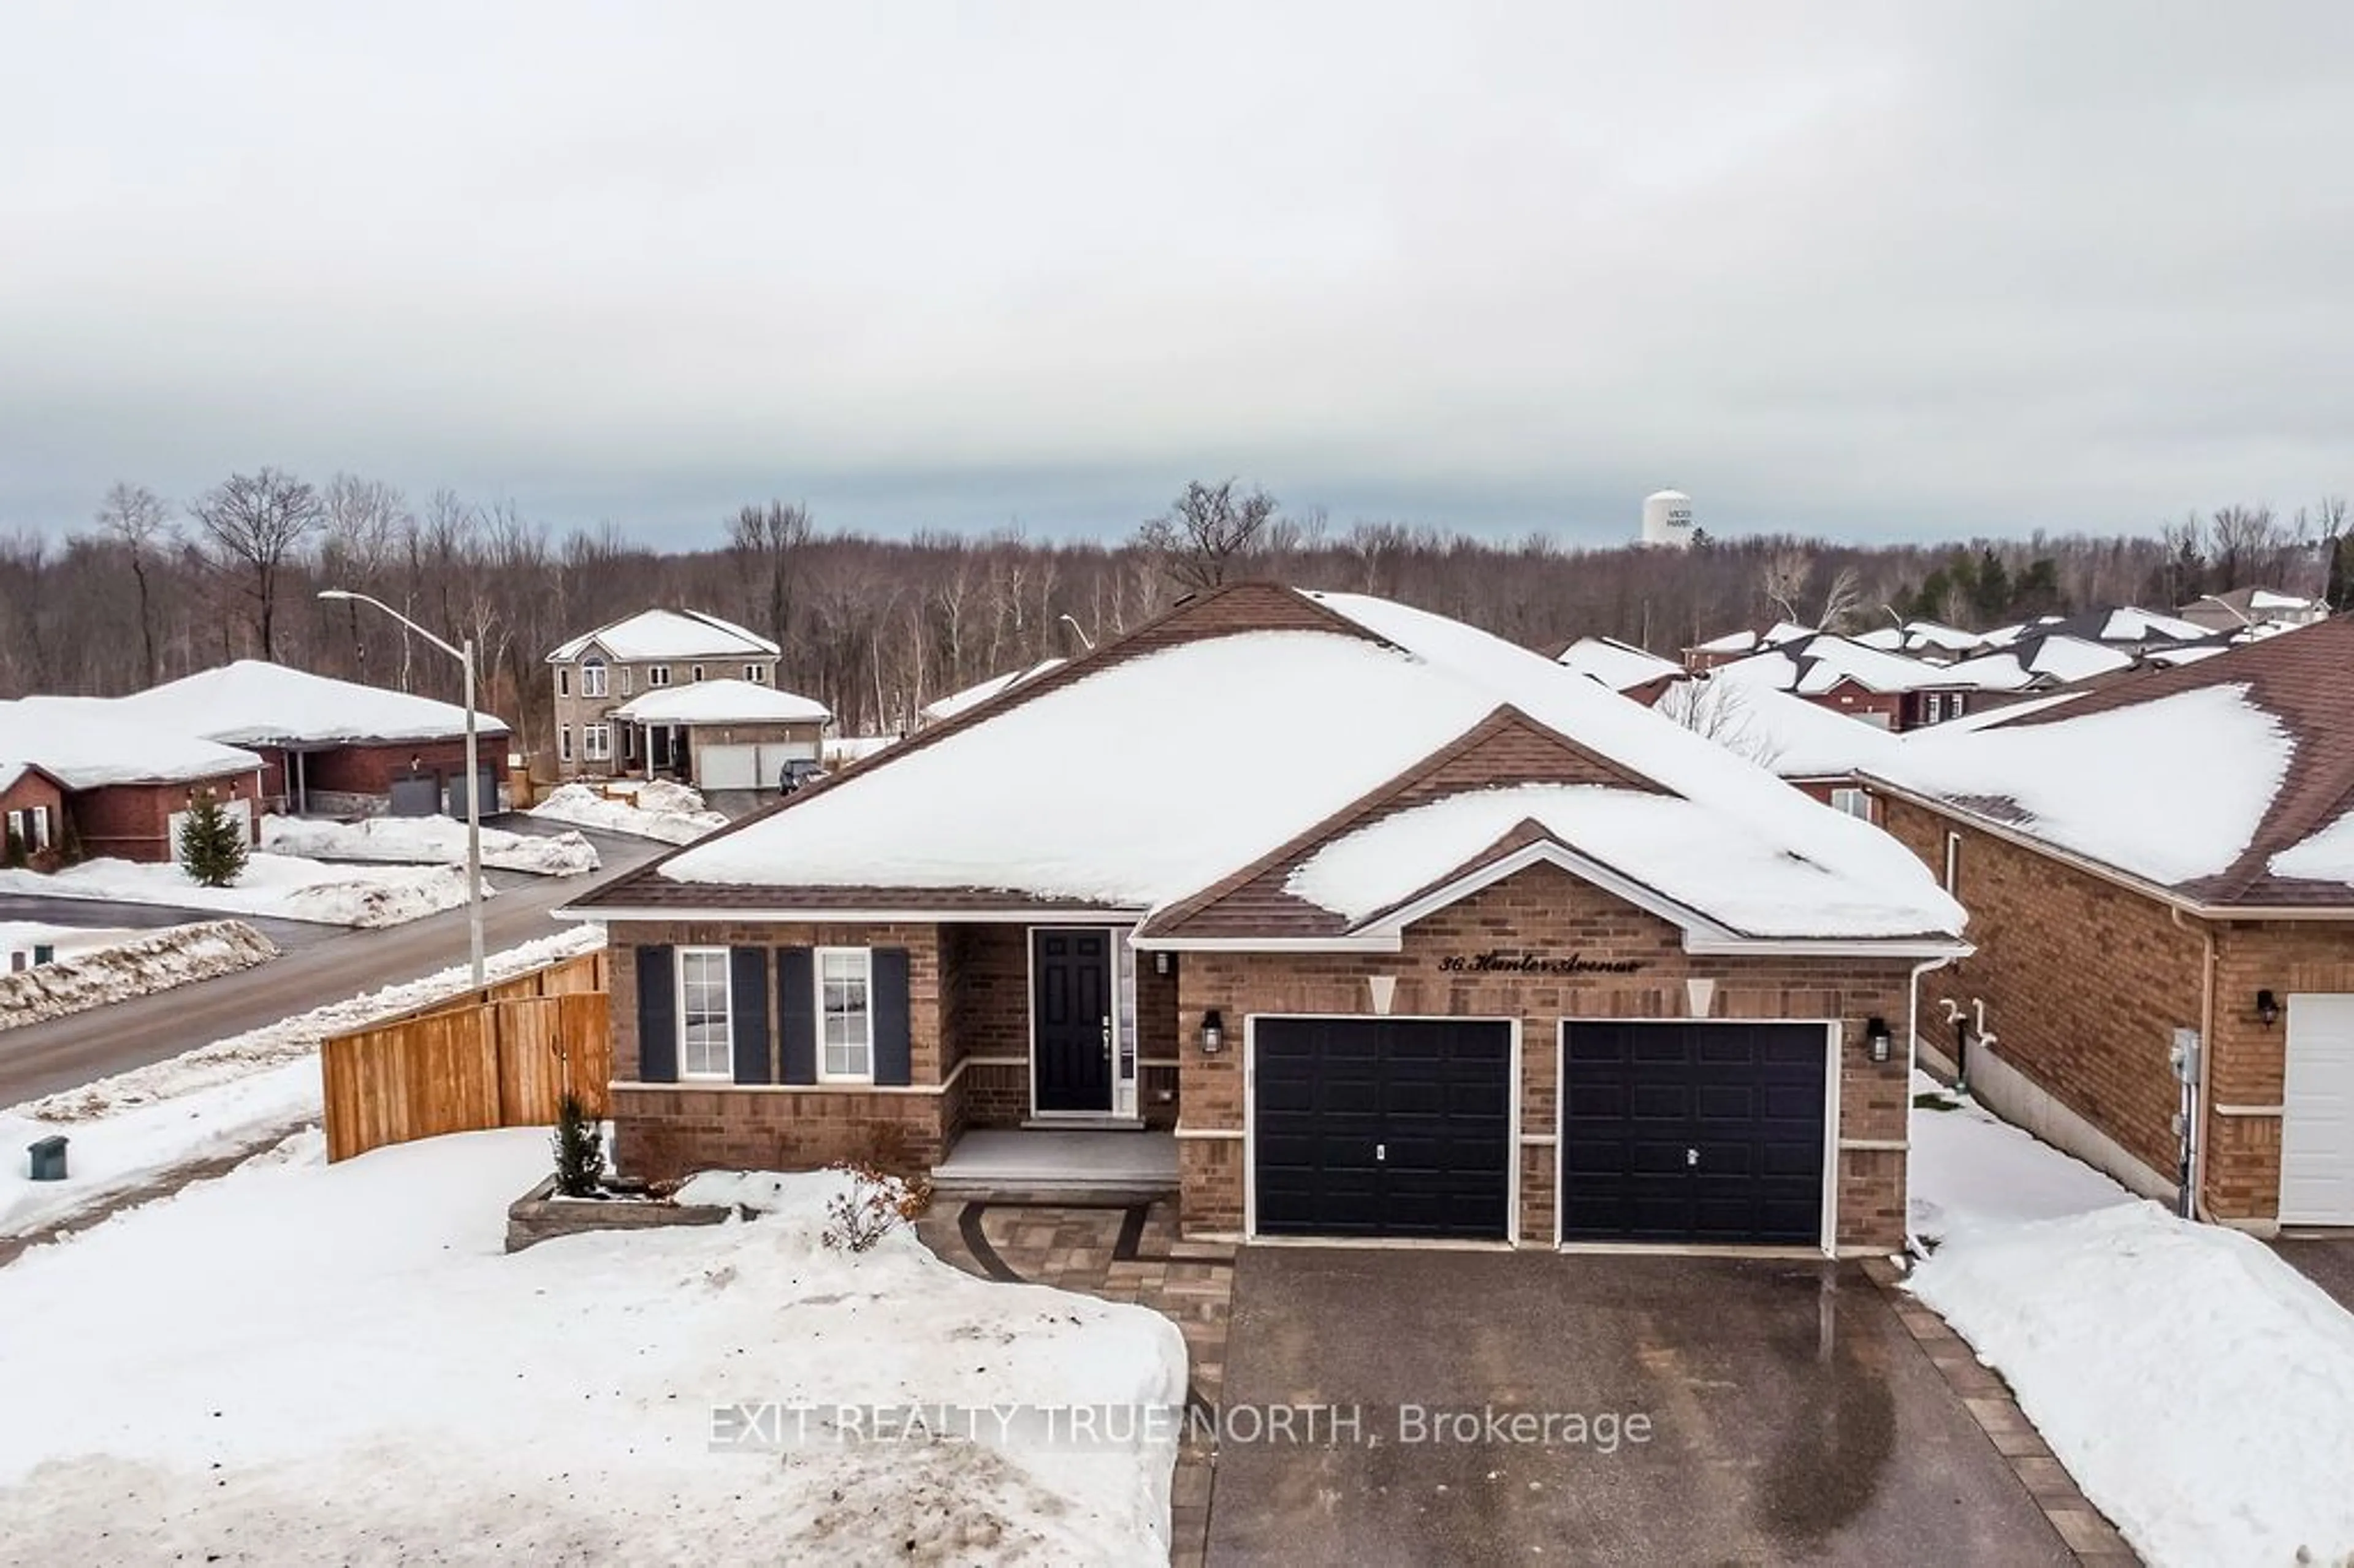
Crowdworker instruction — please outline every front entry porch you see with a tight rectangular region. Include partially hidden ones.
[930,1128,1179,1201]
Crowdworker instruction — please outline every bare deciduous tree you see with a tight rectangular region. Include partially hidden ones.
[727,500,813,657]
[1656,677,1784,769]
[1137,479,1281,590]
[189,468,325,661]
[94,481,173,685]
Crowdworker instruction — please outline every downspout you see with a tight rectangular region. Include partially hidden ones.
[1906,954,1959,1083]
[2171,905,2217,1223]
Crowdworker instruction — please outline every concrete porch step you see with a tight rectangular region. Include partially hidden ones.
[930,1128,1179,1201]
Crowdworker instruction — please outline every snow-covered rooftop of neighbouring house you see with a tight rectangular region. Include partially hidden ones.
[610,677,829,726]
[1554,636,1682,693]
[1875,684,2292,886]
[633,587,1962,942]
[1281,783,1943,938]
[2147,644,2231,668]
[1689,620,1815,655]
[2093,606,2213,643]
[1655,678,1902,780]
[2270,811,2354,885]
[917,659,1067,725]
[1716,635,1960,696]
[110,660,511,747]
[0,697,264,790]
[546,608,779,664]
[1945,635,2135,692]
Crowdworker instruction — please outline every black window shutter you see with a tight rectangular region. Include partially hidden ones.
[777,946,816,1084]
[729,948,771,1084]
[635,944,676,1083]
[873,947,913,1086]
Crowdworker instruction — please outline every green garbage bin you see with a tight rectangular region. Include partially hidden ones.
[28,1135,67,1182]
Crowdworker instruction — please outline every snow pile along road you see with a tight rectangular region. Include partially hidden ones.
[530,781,728,845]
[261,813,599,876]
[0,921,278,1031]
[1907,1077,2354,1565]
[0,927,602,1238]
[0,1136,1186,1564]
[0,852,486,927]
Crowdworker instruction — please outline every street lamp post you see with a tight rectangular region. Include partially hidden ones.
[1057,612,1096,652]
[319,590,486,989]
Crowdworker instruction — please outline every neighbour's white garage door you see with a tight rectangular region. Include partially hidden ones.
[695,744,761,791]
[2283,995,2354,1225]
[757,740,818,780]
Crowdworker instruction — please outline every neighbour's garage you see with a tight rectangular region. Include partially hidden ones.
[1560,1021,1830,1246]
[2283,995,2354,1225]
[1251,1016,1513,1242]
[696,739,821,791]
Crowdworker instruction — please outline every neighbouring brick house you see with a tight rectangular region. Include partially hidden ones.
[546,609,782,780]
[110,660,511,817]
[0,696,263,863]
[1868,615,2354,1231]
[609,679,831,792]
[1,762,68,867]
[1713,632,1988,731]
[562,584,1966,1251]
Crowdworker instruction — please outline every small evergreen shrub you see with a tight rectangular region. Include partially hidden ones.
[552,1090,606,1197]
[177,790,249,887]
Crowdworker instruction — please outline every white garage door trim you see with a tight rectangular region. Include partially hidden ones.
[1241,1013,1521,1249]
[1555,1016,1842,1258]
[695,743,761,791]
[2283,994,2354,1225]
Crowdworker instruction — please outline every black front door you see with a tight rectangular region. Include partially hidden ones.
[1252,1017,1513,1241]
[1032,929,1113,1113]
[1559,1021,1828,1246]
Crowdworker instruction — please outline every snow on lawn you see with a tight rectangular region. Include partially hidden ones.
[261,813,599,876]
[0,1135,1185,1563]
[531,780,729,845]
[1907,1074,2354,1566]
[0,919,277,1032]
[0,851,486,927]
[0,928,601,1238]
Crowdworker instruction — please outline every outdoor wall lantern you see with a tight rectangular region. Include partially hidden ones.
[1864,1016,1892,1064]
[1199,1010,1225,1054]
[1153,951,1172,977]
[2255,989,2281,1027]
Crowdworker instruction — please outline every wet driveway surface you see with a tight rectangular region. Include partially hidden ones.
[1205,1248,2072,1566]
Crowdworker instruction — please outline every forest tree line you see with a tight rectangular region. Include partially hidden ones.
[0,470,2345,769]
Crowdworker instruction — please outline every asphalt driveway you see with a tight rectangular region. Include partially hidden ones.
[1205,1248,2073,1566]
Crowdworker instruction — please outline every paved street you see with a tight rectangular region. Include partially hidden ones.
[1206,1249,2079,1566]
[0,828,662,1106]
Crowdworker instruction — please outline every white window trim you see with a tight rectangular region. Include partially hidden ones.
[746,663,766,683]
[584,723,612,762]
[581,658,609,699]
[1944,831,1962,893]
[649,664,671,688]
[691,663,706,682]
[620,666,634,695]
[815,945,876,1084]
[1830,786,1871,821]
[676,947,735,1081]
[558,725,573,764]
[557,668,571,698]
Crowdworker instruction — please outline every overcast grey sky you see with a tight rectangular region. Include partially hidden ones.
[4,2,2349,546]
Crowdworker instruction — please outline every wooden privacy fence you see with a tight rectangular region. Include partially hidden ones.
[321,950,612,1163]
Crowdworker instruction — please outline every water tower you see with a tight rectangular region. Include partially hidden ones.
[1639,489,1694,550]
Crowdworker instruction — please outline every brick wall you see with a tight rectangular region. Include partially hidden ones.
[1,769,67,869]
[1173,861,1917,1249]
[70,769,263,863]
[1878,797,2209,1192]
[306,737,485,796]
[607,918,947,1178]
[2207,921,2354,1220]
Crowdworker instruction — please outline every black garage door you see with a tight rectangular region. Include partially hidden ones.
[1560,1021,1827,1246]
[1253,1017,1512,1241]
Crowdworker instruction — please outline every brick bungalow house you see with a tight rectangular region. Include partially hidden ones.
[1,761,69,867]
[547,609,782,780]
[1867,616,2354,1230]
[560,584,1967,1252]
[609,678,831,792]
[110,660,511,817]
[1715,633,1987,731]
[0,697,264,862]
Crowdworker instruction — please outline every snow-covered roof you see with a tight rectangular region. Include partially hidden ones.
[1870,617,2354,905]
[1555,636,1682,693]
[611,678,829,726]
[1946,636,2135,692]
[547,609,779,664]
[2095,606,2214,644]
[2147,644,2231,668]
[592,585,1964,945]
[1718,634,1962,696]
[0,697,264,790]
[918,660,1067,725]
[111,660,511,747]
[1656,679,1903,780]
[1903,620,1988,654]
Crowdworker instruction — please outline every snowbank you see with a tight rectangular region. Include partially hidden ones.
[262,813,598,877]
[530,782,728,844]
[0,928,601,1238]
[1907,1076,2354,1565]
[0,920,277,1032]
[0,852,487,927]
[0,1133,1185,1563]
